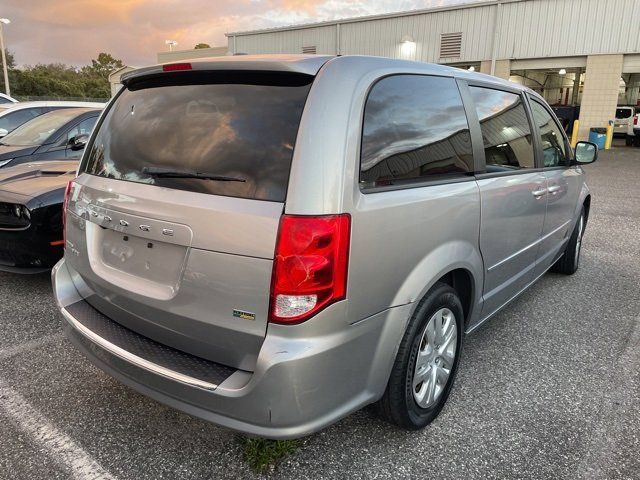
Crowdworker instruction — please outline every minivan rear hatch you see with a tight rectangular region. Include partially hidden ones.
[64,68,314,371]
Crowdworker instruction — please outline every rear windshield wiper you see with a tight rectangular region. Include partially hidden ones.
[142,166,246,182]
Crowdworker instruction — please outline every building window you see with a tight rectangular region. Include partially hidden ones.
[440,32,462,59]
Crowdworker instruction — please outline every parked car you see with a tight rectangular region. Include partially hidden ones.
[0,101,104,138]
[0,93,18,104]
[626,112,640,146]
[53,55,598,439]
[615,106,636,136]
[0,160,77,273]
[0,107,101,169]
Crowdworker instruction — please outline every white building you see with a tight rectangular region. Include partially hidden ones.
[157,46,228,64]
[108,66,137,97]
[226,0,640,140]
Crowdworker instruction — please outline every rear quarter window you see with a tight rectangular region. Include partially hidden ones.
[83,71,313,202]
[360,74,473,189]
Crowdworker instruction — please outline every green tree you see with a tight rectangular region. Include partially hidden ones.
[0,49,16,92]
[194,43,211,49]
[0,49,15,69]
[6,52,123,100]
[85,52,124,81]
[12,63,85,97]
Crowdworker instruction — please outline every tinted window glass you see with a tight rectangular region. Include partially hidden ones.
[469,87,535,172]
[66,117,98,142]
[531,100,567,167]
[360,75,473,188]
[616,108,633,119]
[0,108,84,146]
[83,72,312,202]
[0,108,46,133]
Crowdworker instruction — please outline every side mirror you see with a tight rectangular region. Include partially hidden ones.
[0,128,8,138]
[69,134,89,151]
[574,141,598,165]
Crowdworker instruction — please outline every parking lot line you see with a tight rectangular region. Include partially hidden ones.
[0,332,65,361]
[0,378,117,480]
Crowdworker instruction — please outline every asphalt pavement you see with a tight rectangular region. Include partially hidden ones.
[0,146,638,479]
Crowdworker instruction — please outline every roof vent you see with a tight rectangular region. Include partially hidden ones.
[302,45,317,55]
[440,32,462,59]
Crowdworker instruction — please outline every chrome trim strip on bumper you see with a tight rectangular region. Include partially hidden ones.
[60,306,219,392]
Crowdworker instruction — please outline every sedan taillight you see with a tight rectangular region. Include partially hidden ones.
[62,180,73,245]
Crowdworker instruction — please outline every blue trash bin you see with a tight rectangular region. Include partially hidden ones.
[588,128,607,150]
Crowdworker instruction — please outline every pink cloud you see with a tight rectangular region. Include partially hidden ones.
[2,0,469,67]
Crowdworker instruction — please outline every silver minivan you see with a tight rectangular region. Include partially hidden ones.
[53,55,597,439]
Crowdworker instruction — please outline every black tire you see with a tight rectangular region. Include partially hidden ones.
[551,208,585,275]
[377,282,464,430]
[626,135,633,146]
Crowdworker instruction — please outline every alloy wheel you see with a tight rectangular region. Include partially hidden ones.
[412,307,458,409]
[575,214,584,266]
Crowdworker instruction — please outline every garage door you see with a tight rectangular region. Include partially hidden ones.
[623,55,640,73]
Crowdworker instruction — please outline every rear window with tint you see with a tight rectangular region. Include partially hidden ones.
[82,72,313,202]
[616,108,633,119]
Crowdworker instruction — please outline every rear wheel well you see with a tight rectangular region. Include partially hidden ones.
[437,269,473,326]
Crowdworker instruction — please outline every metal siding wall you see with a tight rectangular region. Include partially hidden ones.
[234,25,336,54]
[230,0,640,61]
[499,0,640,58]
[339,5,496,62]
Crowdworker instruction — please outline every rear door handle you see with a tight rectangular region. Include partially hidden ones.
[547,185,562,195]
[532,188,547,198]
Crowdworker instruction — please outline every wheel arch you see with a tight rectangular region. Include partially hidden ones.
[394,241,483,332]
[436,268,475,328]
[583,194,591,224]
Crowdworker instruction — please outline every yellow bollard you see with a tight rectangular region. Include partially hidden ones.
[570,120,579,148]
[605,123,614,150]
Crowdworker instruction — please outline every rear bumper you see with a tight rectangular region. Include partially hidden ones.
[53,258,410,439]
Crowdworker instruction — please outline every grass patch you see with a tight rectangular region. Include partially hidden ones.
[240,437,300,474]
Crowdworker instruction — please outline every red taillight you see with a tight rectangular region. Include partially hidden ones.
[635,116,638,125]
[62,180,73,246]
[269,214,351,324]
[163,63,192,72]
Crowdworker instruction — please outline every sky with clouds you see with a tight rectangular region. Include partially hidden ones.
[1,0,470,67]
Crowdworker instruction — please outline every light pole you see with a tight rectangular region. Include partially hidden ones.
[0,18,10,97]
[165,39,178,52]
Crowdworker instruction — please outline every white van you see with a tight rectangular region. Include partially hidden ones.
[615,106,635,136]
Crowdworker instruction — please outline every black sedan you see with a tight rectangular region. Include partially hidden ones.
[0,107,101,170]
[0,160,77,273]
